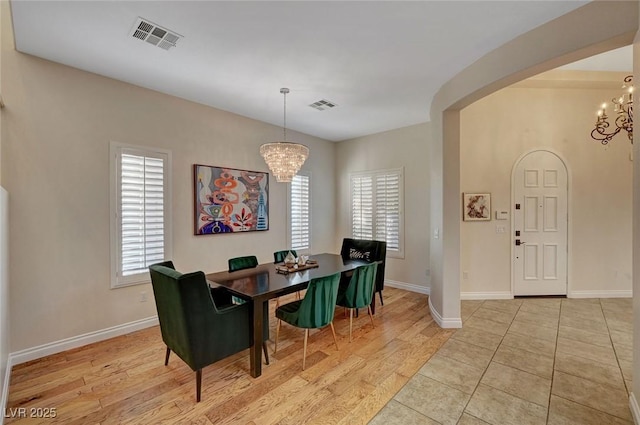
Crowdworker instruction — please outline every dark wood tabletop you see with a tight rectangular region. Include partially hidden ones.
[207,253,368,300]
[205,253,371,377]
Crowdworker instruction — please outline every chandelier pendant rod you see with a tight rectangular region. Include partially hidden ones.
[281,87,289,142]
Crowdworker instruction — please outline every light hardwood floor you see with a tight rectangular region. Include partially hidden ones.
[6,287,453,424]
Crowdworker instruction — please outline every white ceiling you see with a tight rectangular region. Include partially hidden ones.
[559,45,633,72]
[11,1,593,141]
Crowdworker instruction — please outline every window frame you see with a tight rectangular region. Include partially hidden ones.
[349,167,404,259]
[109,142,173,288]
[287,171,311,253]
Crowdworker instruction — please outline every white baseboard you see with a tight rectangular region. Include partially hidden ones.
[569,290,632,299]
[461,291,513,300]
[428,296,462,328]
[630,393,640,425]
[385,279,430,295]
[10,316,158,366]
[0,356,12,425]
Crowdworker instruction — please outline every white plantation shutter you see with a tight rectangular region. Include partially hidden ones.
[120,154,165,276]
[111,144,172,288]
[351,168,403,257]
[351,175,373,239]
[375,172,401,251]
[290,174,310,250]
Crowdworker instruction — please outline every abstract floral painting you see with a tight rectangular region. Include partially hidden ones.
[194,164,269,235]
[463,193,491,221]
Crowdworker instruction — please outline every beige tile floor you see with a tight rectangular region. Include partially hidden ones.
[369,297,634,425]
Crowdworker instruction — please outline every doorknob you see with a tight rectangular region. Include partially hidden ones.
[515,239,526,246]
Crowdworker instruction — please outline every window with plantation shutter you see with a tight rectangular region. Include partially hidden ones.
[110,143,172,288]
[290,173,310,251]
[350,168,403,258]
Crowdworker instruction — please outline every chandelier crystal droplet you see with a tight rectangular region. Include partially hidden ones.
[260,88,309,183]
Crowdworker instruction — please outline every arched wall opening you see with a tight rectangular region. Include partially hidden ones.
[427,0,637,325]
[428,0,640,415]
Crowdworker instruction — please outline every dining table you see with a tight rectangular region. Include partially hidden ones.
[206,253,374,378]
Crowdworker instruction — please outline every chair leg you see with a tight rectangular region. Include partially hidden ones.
[196,369,202,402]
[296,291,301,300]
[379,290,384,306]
[263,342,270,365]
[274,319,281,354]
[275,297,280,309]
[302,329,309,370]
[349,308,353,343]
[329,322,339,351]
[164,347,171,366]
[367,305,375,327]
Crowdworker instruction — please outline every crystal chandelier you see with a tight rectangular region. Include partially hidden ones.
[591,75,633,145]
[260,88,309,183]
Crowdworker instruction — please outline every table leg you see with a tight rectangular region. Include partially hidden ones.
[249,299,264,378]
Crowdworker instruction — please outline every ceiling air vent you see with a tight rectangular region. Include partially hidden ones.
[309,99,337,111]
[130,17,182,51]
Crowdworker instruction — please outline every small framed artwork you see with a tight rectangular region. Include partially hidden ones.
[463,193,491,221]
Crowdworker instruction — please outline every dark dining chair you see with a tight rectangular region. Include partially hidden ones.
[149,261,269,402]
[273,249,297,263]
[228,255,259,272]
[274,272,341,370]
[336,263,378,342]
[340,238,386,306]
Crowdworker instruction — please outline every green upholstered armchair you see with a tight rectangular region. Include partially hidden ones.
[228,255,258,272]
[273,250,297,263]
[274,272,341,370]
[336,263,378,342]
[149,261,269,402]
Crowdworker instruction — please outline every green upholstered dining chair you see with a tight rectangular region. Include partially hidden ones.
[149,261,269,402]
[336,262,378,342]
[274,272,341,370]
[273,250,297,263]
[227,255,259,304]
[228,255,258,272]
[273,250,301,307]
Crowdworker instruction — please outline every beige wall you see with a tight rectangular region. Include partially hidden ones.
[1,31,337,351]
[460,74,632,297]
[336,123,431,288]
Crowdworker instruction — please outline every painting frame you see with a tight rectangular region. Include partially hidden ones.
[462,193,491,221]
[193,164,269,235]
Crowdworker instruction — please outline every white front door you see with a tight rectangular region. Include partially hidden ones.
[513,151,568,296]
